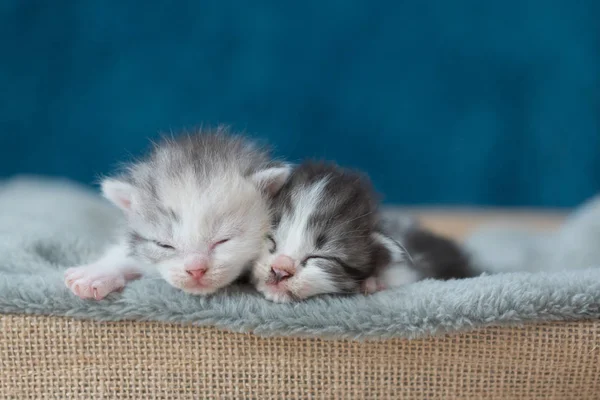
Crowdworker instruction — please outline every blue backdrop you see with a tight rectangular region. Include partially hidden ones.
[1,1,598,207]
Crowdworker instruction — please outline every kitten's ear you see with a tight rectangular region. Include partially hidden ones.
[371,232,412,265]
[250,165,291,196]
[101,178,137,212]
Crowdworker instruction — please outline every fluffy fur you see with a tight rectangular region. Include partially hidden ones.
[2,177,600,340]
[366,218,476,291]
[252,162,387,302]
[64,128,290,298]
[252,161,473,303]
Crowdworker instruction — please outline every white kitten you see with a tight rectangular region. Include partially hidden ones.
[65,128,290,299]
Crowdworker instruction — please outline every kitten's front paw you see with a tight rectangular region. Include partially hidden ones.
[64,265,126,300]
[264,292,293,303]
[361,277,387,295]
[257,285,293,303]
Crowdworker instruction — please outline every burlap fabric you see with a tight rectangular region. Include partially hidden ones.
[2,315,599,399]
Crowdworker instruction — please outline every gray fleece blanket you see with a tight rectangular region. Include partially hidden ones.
[1,177,599,340]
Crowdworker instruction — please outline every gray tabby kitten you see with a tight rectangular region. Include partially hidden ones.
[252,161,474,303]
[65,127,290,299]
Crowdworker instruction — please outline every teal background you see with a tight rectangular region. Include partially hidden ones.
[1,1,598,206]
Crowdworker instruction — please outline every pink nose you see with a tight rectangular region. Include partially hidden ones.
[270,255,295,283]
[186,268,207,280]
[185,256,209,280]
[272,254,295,271]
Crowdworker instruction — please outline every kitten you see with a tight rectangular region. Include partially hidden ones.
[65,127,290,299]
[252,161,473,303]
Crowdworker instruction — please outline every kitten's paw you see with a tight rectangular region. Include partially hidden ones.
[64,265,126,300]
[361,277,387,295]
[258,286,293,303]
[265,294,293,303]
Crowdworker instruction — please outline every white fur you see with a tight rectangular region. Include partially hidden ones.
[101,179,136,212]
[147,173,270,295]
[251,166,291,195]
[292,264,339,298]
[278,178,329,258]
[254,256,340,303]
[67,165,284,298]
[364,232,420,293]
[64,243,145,300]
[372,232,407,263]
[377,262,421,288]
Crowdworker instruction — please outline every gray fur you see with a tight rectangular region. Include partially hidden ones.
[268,161,381,291]
[382,224,476,280]
[2,177,600,340]
[265,161,473,295]
[114,127,277,262]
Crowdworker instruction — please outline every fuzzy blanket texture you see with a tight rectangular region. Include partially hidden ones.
[1,177,599,340]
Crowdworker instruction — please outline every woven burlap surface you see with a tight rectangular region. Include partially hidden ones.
[2,314,599,399]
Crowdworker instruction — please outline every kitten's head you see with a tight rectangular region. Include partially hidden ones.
[252,161,405,303]
[102,130,290,295]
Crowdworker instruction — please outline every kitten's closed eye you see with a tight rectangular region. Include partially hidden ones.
[301,255,334,267]
[154,241,175,250]
[211,238,231,250]
[303,255,365,280]
[266,234,277,254]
